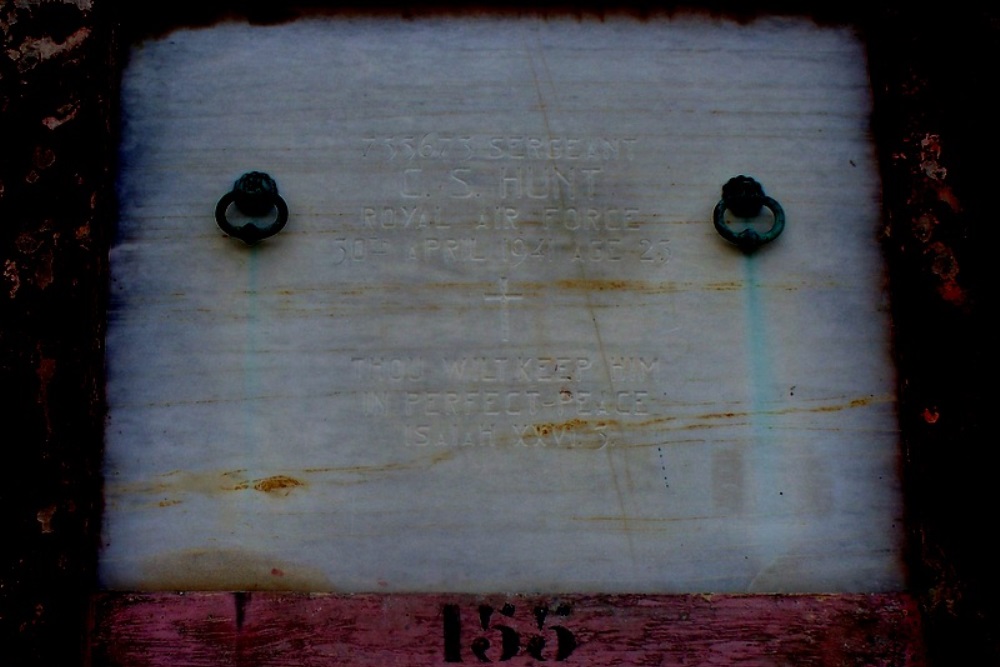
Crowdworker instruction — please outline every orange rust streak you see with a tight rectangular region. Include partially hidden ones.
[253,475,304,493]
[532,417,592,436]
[118,451,458,498]
[614,395,891,435]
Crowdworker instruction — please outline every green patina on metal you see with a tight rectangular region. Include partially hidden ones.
[713,175,785,253]
[215,171,289,245]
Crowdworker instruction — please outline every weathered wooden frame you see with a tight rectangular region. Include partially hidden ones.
[0,3,988,665]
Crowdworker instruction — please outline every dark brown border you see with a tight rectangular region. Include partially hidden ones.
[0,3,990,665]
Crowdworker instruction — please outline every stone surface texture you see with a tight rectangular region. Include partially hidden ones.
[0,3,992,667]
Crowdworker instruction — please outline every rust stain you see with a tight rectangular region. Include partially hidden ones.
[702,281,744,292]
[701,395,886,421]
[534,417,591,436]
[253,475,303,494]
[117,452,458,499]
[555,278,638,291]
[680,421,751,431]
[113,396,891,500]
[608,395,891,438]
[631,415,679,428]
[805,396,879,414]
[215,472,307,495]
[699,411,742,420]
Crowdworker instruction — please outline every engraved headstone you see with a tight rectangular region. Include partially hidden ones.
[102,16,903,592]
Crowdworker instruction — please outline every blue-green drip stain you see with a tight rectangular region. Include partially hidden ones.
[243,247,261,448]
[743,258,775,421]
[743,256,782,515]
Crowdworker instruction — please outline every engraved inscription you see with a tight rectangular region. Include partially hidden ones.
[484,277,523,343]
[352,133,665,451]
[352,354,659,451]
[348,133,665,268]
[332,230,669,265]
[363,135,637,162]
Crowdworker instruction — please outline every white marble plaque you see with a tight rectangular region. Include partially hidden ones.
[102,16,904,593]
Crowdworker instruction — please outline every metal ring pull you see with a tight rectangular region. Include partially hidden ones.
[713,175,784,252]
[215,171,288,245]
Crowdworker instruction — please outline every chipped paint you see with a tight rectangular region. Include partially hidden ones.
[3,259,20,297]
[919,133,948,180]
[10,27,91,72]
[90,592,925,665]
[36,505,56,534]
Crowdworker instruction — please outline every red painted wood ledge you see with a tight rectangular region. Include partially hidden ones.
[90,592,925,666]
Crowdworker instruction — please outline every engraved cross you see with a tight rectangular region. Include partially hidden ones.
[484,277,524,343]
